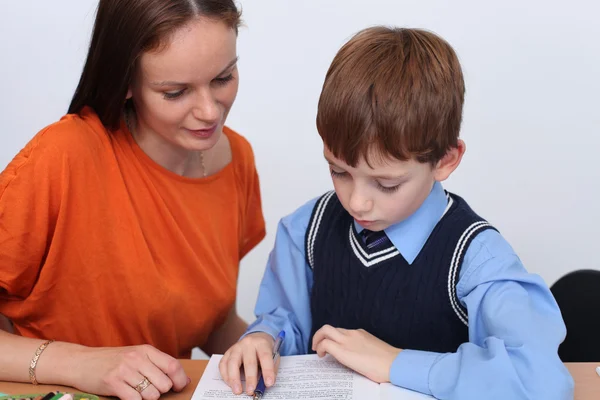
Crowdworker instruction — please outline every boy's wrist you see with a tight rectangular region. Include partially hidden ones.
[242,323,280,341]
[244,331,275,343]
[390,349,442,395]
[384,348,403,383]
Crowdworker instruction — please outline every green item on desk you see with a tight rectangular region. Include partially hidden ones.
[0,394,99,400]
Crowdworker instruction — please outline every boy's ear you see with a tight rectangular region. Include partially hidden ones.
[433,139,466,181]
[126,87,133,100]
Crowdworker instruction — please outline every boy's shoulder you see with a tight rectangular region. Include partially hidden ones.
[466,225,516,257]
[278,191,339,238]
[443,191,513,249]
[279,194,325,232]
[447,192,515,254]
[445,192,524,284]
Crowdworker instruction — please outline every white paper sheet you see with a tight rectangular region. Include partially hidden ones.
[191,354,434,400]
[380,383,434,399]
[191,354,378,399]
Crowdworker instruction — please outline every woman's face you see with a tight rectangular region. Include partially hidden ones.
[129,17,238,157]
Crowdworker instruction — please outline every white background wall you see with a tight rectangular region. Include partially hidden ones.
[1,1,599,357]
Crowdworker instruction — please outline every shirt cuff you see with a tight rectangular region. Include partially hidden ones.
[240,321,280,341]
[390,349,443,395]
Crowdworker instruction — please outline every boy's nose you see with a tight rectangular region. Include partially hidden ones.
[348,191,373,215]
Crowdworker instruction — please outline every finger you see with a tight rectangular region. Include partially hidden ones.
[242,347,259,395]
[312,325,344,351]
[114,381,143,400]
[219,352,230,386]
[140,384,161,400]
[123,373,160,400]
[226,349,244,395]
[139,362,173,394]
[314,338,344,360]
[256,345,276,388]
[145,346,188,392]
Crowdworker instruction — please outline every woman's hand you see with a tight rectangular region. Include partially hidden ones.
[69,344,189,400]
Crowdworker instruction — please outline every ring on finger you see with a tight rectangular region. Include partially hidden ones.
[134,376,152,393]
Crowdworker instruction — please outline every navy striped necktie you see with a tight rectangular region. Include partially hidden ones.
[360,229,391,250]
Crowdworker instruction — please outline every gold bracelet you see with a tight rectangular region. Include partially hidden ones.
[29,339,54,385]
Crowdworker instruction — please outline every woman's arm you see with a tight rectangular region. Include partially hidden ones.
[0,314,13,333]
[0,328,189,399]
[0,328,85,385]
[202,306,248,356]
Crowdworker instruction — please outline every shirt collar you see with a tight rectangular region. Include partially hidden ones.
[354,181,449,264]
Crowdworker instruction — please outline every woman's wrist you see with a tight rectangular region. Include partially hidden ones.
[35,340,89,387]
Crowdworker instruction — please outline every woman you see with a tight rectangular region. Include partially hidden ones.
[0,1,265,399]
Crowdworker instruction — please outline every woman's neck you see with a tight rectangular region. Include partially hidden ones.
[125,110,206,178]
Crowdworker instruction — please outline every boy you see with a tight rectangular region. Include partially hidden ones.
[220,27,574,399]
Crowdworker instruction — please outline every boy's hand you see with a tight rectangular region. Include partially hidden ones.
[312,325,402,383]
[218,332,276,396]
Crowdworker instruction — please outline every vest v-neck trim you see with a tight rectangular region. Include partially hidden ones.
[348,223,400,267]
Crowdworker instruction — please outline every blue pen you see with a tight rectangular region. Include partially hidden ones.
[253,330,285,400]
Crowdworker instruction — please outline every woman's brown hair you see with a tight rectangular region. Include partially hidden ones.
[317,27,465,166]
[68,0,241,130]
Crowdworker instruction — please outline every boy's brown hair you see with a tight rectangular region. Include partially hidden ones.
[316,27,464,166]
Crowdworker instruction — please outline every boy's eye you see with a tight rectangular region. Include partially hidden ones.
[330,169,347,178]
[163,89,186,100]
[377,182,400,194]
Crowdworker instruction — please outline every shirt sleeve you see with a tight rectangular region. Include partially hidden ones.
[243,197,318,356]
[389,229,574,399]
[0,127,65,301]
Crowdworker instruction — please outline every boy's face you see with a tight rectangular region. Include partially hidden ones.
[324,143,463,231]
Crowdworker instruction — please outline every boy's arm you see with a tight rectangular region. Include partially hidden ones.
[243,198,318,356]
[390,229,574,399]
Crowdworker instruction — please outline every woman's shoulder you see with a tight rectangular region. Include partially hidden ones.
[2,108,111,182]
[1,108,111,196]
[22,108,110,159]
[46,107,110,149]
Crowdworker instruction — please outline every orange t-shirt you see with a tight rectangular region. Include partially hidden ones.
[0,107,265,358]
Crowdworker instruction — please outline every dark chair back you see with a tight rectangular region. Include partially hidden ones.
[550,269,600,362]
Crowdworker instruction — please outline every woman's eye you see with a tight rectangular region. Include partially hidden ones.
[163,89,185,100]
[213,74,234,86]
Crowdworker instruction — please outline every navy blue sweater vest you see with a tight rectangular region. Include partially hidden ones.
[305,191,496,353]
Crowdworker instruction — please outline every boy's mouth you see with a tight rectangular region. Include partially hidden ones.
[356,219,376,227]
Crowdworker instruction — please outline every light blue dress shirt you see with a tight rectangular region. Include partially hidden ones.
[245,182,574,399]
